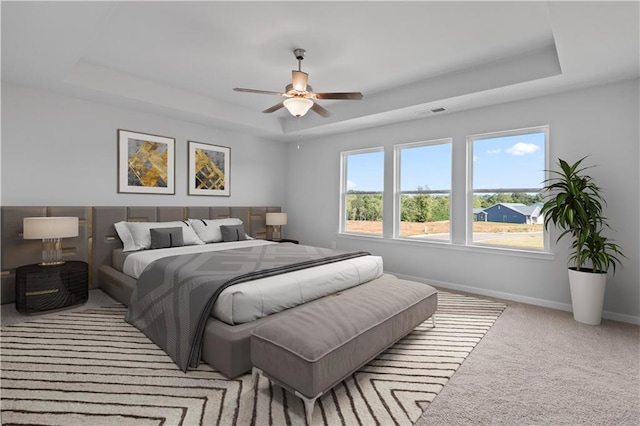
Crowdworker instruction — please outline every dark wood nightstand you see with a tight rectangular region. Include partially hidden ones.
[15,261,88,314]
[270,238,299,244]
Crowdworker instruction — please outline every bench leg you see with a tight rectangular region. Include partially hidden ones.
[431,314,436,327]
[295,390,322,425]
[253,368,320,424]
[251,367,262,388]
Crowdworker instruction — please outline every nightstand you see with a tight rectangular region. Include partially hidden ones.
[15,261,88,314]
[270,238,299,244]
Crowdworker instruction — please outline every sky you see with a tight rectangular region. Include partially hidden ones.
[472,132,546,189]
[346,132,546,192]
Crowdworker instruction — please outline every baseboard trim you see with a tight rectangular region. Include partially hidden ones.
[602,310,640,325]
[388,271,640,325]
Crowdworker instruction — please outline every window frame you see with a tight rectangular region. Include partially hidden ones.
[394,138,453,242]
[339,147,385,236]
[466,125,550,251]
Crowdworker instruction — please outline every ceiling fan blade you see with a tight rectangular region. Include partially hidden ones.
[310,102,330,117]
[314,92,364,100]
[262,101,285,114]
[234,88,285,96]
[291,70,308,92]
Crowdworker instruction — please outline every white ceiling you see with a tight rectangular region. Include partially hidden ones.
[2,1,638,142]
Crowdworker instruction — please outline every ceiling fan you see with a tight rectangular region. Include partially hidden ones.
[233,49,363,118]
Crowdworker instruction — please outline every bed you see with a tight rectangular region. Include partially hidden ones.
[93,206,383,377]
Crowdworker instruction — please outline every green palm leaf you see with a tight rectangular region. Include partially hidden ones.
[540,156,625,273]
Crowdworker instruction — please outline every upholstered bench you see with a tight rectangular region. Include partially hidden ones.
[250,274,437,424]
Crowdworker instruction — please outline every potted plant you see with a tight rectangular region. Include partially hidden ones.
[540,156,624,325]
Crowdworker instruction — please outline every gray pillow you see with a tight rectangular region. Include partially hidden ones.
[220,224,247,242]
[150,227,184,249]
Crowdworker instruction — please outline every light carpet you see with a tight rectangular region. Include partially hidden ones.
[0,291,505,425]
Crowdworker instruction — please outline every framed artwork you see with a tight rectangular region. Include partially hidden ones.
[117,129,175,194]
[188,141,230,196]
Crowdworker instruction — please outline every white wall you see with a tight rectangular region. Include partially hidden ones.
[284,79,640,323]
[1,83,287,207]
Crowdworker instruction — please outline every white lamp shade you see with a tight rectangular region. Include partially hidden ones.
[283,97,313,117]
[266,213,287,226]
[23,217,79,239]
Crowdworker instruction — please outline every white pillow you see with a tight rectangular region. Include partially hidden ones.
[114,220,204,252]
[188,218,244,243]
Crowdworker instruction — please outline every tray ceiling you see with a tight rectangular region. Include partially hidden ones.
[2,1,638,141]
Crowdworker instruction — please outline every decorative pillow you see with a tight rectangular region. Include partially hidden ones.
[150,227,184,249]
[188,218,244,243]
[220,224,248,242]
[114,220,204,252]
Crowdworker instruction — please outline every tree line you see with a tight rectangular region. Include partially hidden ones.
[346,191,543,222]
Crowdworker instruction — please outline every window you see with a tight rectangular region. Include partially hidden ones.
[395,139,452,241]
[340,148,384,236]
[468,126,548,250]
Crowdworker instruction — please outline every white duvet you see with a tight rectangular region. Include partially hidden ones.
[123,240,383,325]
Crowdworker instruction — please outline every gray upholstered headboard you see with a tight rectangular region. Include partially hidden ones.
[1,206,281,304]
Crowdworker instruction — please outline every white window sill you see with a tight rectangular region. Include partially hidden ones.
[337,232,555,261]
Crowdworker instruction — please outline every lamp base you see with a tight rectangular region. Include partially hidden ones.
[41,238,64,266]
[272,226,281,241]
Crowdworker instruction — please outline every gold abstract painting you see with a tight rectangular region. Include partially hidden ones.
[128,140,168,188]
[189,141,230,196]
[118,130,175,194]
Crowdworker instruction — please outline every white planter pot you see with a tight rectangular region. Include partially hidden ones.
[568,268,607,325]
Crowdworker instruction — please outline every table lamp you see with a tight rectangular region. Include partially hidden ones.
[266,213,287,241]
[23,217,79,266]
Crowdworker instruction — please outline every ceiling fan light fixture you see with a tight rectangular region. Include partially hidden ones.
[283,97,313,117]
[234,48,362,117]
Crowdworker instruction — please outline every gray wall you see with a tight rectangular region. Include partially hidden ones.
[1,83,287,206]
[2,80,638,323]
[284,79,640,323]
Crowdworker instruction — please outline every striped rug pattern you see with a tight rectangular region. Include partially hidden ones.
[1,291,505,425]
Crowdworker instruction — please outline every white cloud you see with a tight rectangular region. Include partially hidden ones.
[473,155,477,162]
[487,148,502,154]
[347,180,357,189]
[506,142,539,156]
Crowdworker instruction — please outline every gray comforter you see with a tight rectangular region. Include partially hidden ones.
[125,243,369,372]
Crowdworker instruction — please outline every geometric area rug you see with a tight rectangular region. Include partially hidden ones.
[0,291,505,425]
